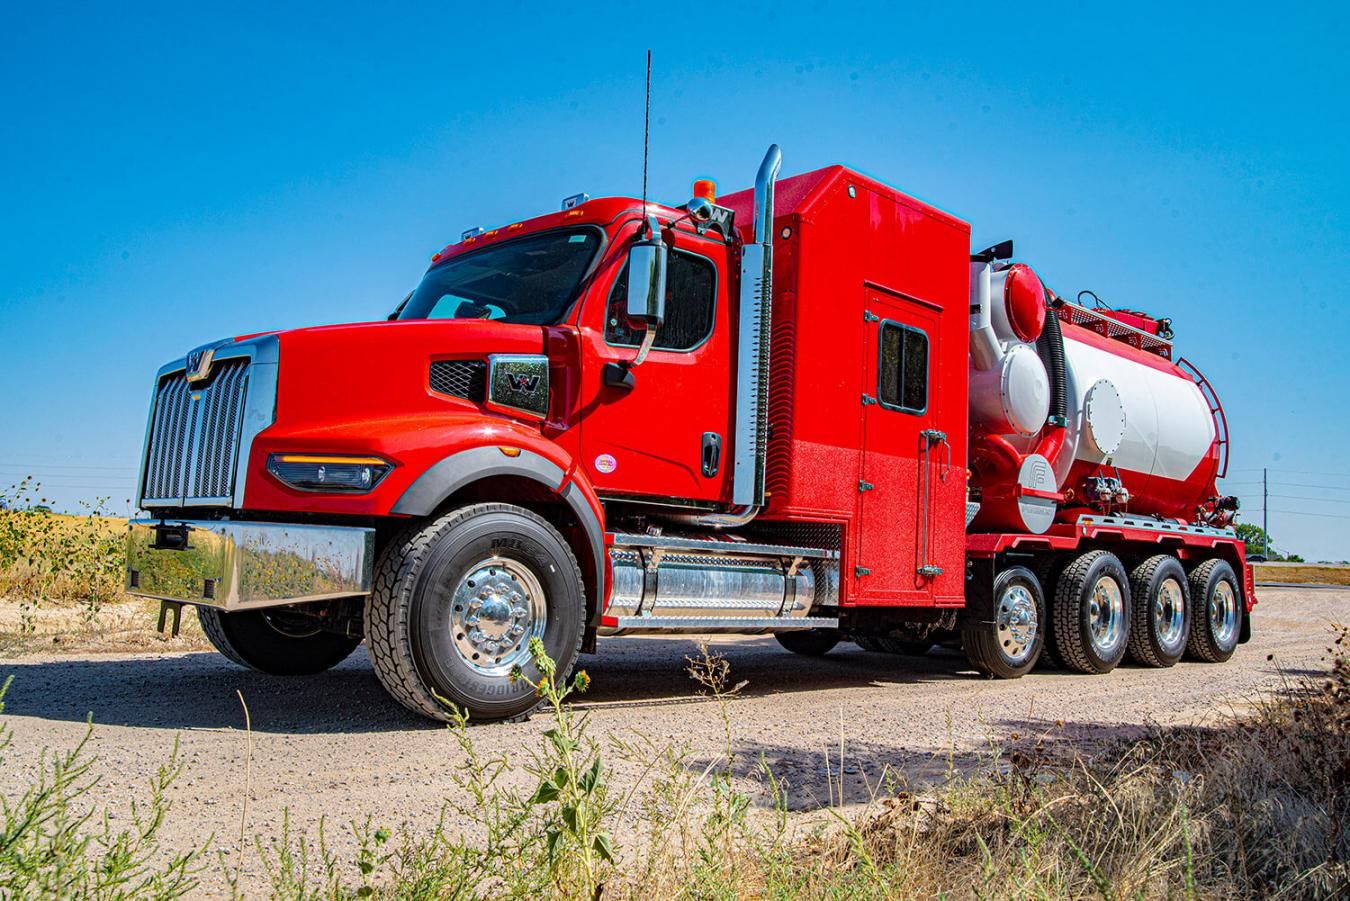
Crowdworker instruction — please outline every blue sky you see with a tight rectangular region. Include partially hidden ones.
[2,2,1348,559]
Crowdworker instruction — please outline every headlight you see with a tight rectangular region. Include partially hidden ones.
[266,454,392,492]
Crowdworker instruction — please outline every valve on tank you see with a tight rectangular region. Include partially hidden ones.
[1197,495,1240,528]
[1083,475,1130,515]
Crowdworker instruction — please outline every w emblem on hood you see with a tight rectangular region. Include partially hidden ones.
[185,348,215,384]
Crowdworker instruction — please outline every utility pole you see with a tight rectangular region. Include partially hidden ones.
[1263,466,1269,558]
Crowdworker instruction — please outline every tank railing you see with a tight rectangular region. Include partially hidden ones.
[1178,356,1230,479]
[1057,301,1173,359]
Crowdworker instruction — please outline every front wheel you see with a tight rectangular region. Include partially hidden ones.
[198,607,361,675]
[962,566,1045,678]
[365,503,586,722]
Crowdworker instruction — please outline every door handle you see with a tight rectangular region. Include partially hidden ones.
[701,432,722,477]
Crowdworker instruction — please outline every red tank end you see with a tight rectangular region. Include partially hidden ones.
[1004,264,1047,342]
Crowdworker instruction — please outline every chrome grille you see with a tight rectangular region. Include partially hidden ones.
[430,360,486,401]
[142,359,250,505]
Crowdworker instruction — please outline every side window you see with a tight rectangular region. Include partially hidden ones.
[605,250,716,351]
[878,321,929,414]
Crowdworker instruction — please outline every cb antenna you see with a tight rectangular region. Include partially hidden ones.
[642,49,651,228]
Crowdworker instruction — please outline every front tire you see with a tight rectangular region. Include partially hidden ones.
[1186,558,1243,663]
[198,607,361,675]
[962,566,1045,678]
[365,503,586,723]
[1051,550,1131,674]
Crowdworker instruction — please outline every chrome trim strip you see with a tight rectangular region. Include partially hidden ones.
[602,614,838,634]
[1076,514,1237,539]
[125,518,374,611]
[611,532,838,560]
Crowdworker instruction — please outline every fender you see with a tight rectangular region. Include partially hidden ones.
[391,445,607,625]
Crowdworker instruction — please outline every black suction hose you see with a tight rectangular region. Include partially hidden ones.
[1037,300,1068,427]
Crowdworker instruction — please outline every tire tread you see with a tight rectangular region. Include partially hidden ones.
[1186,558,1239,663]
[1126,555,1185,668]
[1052,549,1128,674]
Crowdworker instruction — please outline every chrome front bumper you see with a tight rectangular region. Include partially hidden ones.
[126,519,376,611]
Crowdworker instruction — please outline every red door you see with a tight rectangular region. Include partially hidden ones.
[576,228,735,505]
[854,288,946,604]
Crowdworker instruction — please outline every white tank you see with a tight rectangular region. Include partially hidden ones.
[1057,334,1216,486]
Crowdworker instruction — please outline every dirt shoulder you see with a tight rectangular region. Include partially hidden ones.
[0,587,1342,895]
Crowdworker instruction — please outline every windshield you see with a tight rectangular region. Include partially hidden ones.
[398,227,602,325]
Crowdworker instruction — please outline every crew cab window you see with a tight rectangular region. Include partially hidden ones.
[605,250,716,351]
[878,322,929,414]
[399,227,602,325]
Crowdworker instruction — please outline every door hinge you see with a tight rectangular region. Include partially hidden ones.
[858,480,874,492]
[863,309,880,323]
[917,565,944,578]
[862,394,877,406]
[855,566,871,577]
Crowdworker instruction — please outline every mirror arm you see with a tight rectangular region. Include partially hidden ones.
[631,325,658,368]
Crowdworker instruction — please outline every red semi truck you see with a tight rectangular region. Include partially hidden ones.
[126,145,1253,721]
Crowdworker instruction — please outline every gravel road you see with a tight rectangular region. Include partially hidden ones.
[0,586,1343,894]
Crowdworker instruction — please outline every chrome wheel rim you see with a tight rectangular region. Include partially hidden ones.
[1087,575,1125,657]
[1210,580,1239,649]
[449,556,546,675]
[1154,577,1186,654]
[996,583,1039,665]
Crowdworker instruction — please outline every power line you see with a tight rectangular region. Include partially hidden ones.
[1268,493,1350,503]
[0,462,136,473]
[1229,467,1350,479]
[1268,508,1350,521]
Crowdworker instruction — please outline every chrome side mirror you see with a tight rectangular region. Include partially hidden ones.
[625,226,667,327]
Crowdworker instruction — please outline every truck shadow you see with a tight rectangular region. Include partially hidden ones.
[0,637,1292,741]
[0,638,994,734]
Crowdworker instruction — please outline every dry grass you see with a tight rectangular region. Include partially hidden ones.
[0,597,209,657]
[1255,562,1350,586]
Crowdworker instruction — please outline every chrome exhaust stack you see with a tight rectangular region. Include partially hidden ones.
[731,144,782,510]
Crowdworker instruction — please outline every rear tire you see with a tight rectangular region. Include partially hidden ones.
[1186,559,1242,663]
[776,628,840,656]
[1127,555,1190,667]
[1051,550,1131,674]
[365,503,586,723]
[198,607,361,675]
[962,566,1045,678]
